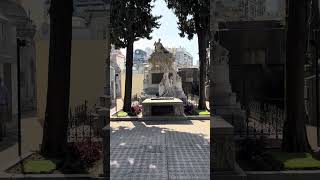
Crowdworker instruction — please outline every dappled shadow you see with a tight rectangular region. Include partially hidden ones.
[110,120,210,179]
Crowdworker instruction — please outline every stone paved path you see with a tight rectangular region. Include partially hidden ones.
[110,120,210,180]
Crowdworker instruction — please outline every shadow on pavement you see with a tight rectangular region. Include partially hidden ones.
[110,121,210,179]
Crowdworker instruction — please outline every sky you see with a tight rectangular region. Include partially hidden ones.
[120,0,285,64]
[120,0,199,65]
[20,0,284,66]
[19,0,199,64]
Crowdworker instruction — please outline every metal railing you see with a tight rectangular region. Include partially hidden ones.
[67,101,103,143]
[234,101,284,140]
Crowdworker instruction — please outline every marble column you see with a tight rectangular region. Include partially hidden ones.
[209,39,246,128]
[102,2,110,177]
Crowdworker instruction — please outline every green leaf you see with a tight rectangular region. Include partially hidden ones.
[165,0,209,39]
[110,0,161,48]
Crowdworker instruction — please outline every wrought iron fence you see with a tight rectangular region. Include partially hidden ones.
[234,101,285,140]
[67,101,108,163]
[67,101,104,143]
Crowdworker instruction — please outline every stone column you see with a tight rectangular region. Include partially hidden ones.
[102,1,110,177]
[97,108,108,136]
[211,116,235,172]
[103,126,110,177]
[209,0,245,127]
[209,19,238,170]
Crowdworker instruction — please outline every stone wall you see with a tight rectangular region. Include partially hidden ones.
[219,21,285,104]
[36,40,107,122]
[121,72,144,98]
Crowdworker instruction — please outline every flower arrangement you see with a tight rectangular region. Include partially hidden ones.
[130,102,142,116]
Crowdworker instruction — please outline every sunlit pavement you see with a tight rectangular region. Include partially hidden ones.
[110,120,210,179]
[110,98,124,116]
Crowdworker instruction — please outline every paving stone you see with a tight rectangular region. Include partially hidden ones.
[110,121,210,180]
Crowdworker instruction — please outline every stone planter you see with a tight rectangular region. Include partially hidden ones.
[0,152,106,180]
[211,116,247,180]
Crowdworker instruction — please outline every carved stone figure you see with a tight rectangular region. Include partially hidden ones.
[214,43,229,64]
[159,73,171,96]
[210,42,246,130]
[154,38,169,53]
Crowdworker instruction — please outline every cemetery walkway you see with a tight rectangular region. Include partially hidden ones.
[110,98,124,116]
[0,117,42,172]
[110,120,210,179]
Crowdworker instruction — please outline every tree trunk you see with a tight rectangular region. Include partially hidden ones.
[282,0,311,152]
[41,0,73,158]
[123,41,134,112]
[198,30,208,110]
[312,0,320,148]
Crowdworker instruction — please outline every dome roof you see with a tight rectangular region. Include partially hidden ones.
[0,0,28,20]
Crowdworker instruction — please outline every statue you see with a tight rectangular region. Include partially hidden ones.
[154,39,169,53]
[159,73,173,97]
[214,43,229,64]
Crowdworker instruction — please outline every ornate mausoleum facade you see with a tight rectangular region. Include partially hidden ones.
[0,0,37,118]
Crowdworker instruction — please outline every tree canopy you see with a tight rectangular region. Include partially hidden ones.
[110,0,161,48]
[165,0,210,110]
[165,0,210,39]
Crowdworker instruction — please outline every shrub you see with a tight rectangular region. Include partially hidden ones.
[238,136,285,171]
[238,136,267,161]
[251,153,284,171]
[130,102,142,116]
[184,102,195,115]
[67,139,102,167]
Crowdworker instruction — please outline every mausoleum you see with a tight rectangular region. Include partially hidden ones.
[142,39,187,103]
